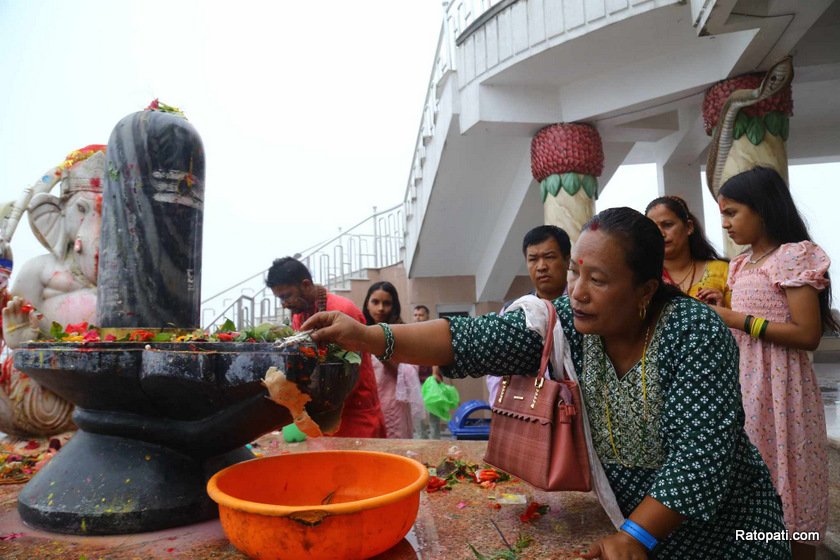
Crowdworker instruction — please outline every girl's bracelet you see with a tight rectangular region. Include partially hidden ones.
[743,315,754,333]
[750,317,767,339]
[758,319,770,339]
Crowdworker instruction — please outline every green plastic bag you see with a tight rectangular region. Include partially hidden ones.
[421,376,460,420]
[282,423,307,443]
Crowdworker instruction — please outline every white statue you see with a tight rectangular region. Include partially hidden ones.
[0,145,105,436]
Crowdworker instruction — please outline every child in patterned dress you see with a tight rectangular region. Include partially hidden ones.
[712,166,839,560]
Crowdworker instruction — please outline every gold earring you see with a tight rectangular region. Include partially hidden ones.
[639,303,647,320]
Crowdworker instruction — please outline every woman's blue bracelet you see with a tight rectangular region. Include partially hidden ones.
[620,519,658,551]
[377,323,395,361]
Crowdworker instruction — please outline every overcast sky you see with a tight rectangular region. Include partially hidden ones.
[0,0,441,300]
[2,0,837,310]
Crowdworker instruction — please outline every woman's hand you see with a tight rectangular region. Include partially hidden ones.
[695,288,724,306]
[580,531,648,559]
[302,311,372,353]
[305,314,455,367]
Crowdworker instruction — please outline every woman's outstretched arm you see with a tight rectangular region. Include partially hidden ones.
[302,311,455,366]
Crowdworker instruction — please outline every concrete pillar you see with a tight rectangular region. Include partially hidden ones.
[656,162,704,224]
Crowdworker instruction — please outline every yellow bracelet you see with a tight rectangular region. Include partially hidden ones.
[750,317,766,339]
[758,319,770,339]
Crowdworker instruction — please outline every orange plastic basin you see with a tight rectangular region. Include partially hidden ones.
[207,450,429,560]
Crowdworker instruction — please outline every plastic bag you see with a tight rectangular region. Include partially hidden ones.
[421,376,460,420]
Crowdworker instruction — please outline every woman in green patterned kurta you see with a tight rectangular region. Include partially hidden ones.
[303,208,789,559]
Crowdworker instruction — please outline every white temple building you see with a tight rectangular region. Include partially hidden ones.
[402,0,840,308]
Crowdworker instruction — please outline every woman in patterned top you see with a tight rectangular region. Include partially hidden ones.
[303,207,789,559]
[645,195,730,306]
[713,167,839,560]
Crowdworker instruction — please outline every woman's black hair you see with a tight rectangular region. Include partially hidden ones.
[583,207,685,307]
[645,196,724,261]
[720,166,839,333]
[362,281,403,325]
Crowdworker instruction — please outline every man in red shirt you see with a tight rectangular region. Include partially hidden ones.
[266,257,386,438]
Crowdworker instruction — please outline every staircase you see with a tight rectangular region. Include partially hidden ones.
[201,204,405,331]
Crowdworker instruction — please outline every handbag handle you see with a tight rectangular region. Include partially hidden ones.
[537,299,557,381]
[496,299,561,405]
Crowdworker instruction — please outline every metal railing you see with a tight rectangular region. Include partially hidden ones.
[201,204,405,331]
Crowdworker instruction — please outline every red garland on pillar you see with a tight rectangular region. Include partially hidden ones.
[530,123,604,202]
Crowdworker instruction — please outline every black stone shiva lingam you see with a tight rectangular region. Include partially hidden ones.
[13,108,357,535]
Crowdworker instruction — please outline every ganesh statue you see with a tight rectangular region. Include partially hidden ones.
[0,145,106,436]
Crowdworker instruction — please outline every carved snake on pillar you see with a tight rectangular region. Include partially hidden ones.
[705,57,794,198]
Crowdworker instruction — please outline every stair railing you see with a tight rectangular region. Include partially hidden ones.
[201,204,405,330]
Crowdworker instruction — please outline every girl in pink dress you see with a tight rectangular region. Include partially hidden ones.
[713,166,839,560]
[363,281,424,439]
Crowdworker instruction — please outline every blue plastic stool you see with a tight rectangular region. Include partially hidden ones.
[448,399,492,440]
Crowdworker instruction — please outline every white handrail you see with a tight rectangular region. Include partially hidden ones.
[202,203,405,330]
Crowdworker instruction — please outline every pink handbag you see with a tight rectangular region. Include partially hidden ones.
[484,299,591,491]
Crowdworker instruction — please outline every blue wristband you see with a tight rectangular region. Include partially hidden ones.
[620,519,658,552]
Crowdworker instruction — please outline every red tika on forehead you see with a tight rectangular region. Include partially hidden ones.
[578,259,584,265]
[589,221,600,231]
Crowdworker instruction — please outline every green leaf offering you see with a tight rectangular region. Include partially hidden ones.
[49,321,66,340]
[326,344,361,365]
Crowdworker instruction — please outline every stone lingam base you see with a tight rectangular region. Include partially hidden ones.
[13,340,357,535]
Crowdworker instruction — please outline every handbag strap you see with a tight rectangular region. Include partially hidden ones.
[537,299,557,379]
